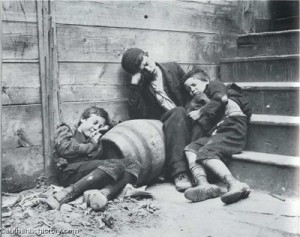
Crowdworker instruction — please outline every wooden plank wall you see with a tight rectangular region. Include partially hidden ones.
[2,1,44,192]
[2,0,241,192]
[1,0,3,214]
[53,0,240,125]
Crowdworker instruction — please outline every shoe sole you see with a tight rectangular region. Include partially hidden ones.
[184,186,221,202]
[221,191,243,204]
[241,188,251,199]
[221,188,251,204]
[44,196,60,210]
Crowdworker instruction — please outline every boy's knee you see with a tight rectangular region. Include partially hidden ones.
[97,159,125,180]
[111,160,125,179]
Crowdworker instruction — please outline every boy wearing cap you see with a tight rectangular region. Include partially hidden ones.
[183,68,252,204]
[121,48,195,192]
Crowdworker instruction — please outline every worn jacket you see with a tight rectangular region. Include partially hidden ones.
[197,81,252,132]
[128,62,189,119]
[53,123,103,169]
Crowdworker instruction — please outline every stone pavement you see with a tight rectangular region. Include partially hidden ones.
[122,183,300,237]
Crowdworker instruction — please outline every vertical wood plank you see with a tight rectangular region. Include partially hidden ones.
[49,0,61,123]
[48,0,61,181]
[0,1,3,227]
[37,0,51,179]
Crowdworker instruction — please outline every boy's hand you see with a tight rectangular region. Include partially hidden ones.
[98,125,110,133]
[188,109,202,121]
[131,72,142,85]
[90,131,103,143]
[90,125,110,143]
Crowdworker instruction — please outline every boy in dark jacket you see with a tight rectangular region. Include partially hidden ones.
[183,68,251,204]
[121,48,195,192]
[46,106,138,209]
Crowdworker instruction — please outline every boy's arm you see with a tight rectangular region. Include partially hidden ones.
[205,80,228,103]
[200,81,228,117]
[54,123,101,159]
[193,81,228,131]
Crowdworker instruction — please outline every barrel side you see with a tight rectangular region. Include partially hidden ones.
[101,120,165,185]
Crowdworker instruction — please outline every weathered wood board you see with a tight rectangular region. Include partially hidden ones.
[2,1,37,22]
[55,1,239,34]
[59,63,220,86]
[60,100,130,125]
[60,85,130,102]
[2,105,43,149]
[59,63,131,86]
[2,63,40,105]
[2,22,38,60]
[56,24,237,64]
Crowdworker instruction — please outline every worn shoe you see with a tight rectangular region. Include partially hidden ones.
[45,186,76,210]
[174,172,192,192]
[83,190,108,211]
[221,174,251,204]
[184,184,221,202]
[122,184,153,199]
[44,194,60,210]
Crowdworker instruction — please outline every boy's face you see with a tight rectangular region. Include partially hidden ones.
[138,55,158,78]
[184,77,208,96]
[79,114,106,138]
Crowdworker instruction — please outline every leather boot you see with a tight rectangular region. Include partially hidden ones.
[45,185,78,210]
[100,172,135,200]
[54,185,78,204]
[221,174,250,204]
[46,169,114,210]
[184,164,221,202]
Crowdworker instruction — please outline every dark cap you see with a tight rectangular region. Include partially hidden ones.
[121,48,145,74]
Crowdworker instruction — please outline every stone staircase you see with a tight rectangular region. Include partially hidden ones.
[220,30,300,197]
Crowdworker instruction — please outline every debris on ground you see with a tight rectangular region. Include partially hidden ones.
[268,192,286,202]
[1,184,161,236]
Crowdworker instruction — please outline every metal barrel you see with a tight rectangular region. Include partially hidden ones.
[101,119,165,186]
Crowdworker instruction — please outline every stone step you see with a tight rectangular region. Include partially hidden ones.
[273,16,299,31]
[237,30,299,57]
[220,55,299,83]
[228,151,300,197]
[228,82,299,116]
[247,114,299,156]
[271,1,299,21]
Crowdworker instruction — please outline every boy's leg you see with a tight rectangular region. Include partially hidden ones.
[184,151,221,202]
[160,107,193,192]
[196,116,251,204]
[202,159,250,204]
[47,159,125,209]
[80,171,135,211]
[100,172,136,200]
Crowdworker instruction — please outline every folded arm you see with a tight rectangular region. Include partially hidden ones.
[54,123,102,160]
